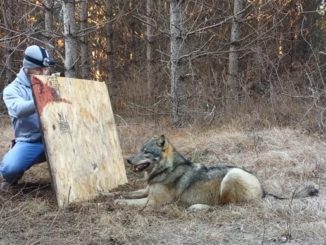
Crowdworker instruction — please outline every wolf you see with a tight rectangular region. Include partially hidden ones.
[114,135,318,209]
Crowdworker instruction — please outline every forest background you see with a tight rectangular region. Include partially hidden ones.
[1,0,326,131]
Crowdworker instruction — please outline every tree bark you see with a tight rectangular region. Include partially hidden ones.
[80,0,89,79]
[227,0,245,104]
[105,0,114,84]
[1,0,14,84]
[62,0,78,78]
[170,0,187,127]
[44,0,54,57]
[146,0,154,99]
[254,0,264,90]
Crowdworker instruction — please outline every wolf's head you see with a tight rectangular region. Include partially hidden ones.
[127,135,170,173]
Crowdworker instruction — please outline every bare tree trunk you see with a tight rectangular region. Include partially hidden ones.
[105,0,114,84]
[44,0,54,57]
[62,0,78,78]
[254,0,264,87]
[227,0,245,104]
[170,0,187,127]
[80,0,89,79]
[1,0,14,84]
[146,0,154,99]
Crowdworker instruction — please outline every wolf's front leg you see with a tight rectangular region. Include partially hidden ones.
[122,186,149,199]
[114,197,151,207]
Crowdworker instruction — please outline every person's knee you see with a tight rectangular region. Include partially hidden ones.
[0,161,23,183]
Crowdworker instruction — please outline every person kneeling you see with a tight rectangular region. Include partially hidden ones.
[0,45,55,192]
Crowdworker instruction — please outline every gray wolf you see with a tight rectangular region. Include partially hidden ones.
[114,135,318,209]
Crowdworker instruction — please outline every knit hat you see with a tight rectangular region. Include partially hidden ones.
[23,45,55,69]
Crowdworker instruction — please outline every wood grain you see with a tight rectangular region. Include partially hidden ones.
[31,75,127,207]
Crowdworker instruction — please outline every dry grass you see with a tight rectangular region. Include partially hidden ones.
[1,118,326,245]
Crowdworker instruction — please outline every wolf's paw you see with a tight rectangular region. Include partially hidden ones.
[100,191,123,198]
[187,204,213,212]
[114,198,128,206]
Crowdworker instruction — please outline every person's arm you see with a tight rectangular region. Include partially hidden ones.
[3,87,36,118]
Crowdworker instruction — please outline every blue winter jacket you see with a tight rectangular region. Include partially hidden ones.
[3,68,42,142]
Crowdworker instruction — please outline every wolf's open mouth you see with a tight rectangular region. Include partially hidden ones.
[133,162,150,172]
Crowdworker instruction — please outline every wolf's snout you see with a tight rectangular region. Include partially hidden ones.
[127,157,133,164]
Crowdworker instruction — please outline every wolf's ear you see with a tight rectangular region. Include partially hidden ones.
[157,135,166,147]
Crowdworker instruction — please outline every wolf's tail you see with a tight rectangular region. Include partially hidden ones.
[264,184,319,200]
[292,184,319,198]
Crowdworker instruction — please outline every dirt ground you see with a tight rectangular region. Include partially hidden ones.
[0,118,326,245]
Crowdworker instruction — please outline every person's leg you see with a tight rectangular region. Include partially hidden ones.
[0,141,45,184]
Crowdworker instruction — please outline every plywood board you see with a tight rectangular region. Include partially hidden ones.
[31,75,127,207]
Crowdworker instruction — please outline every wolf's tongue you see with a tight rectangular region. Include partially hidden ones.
[133,163,148,172]
[133,165,142,172]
